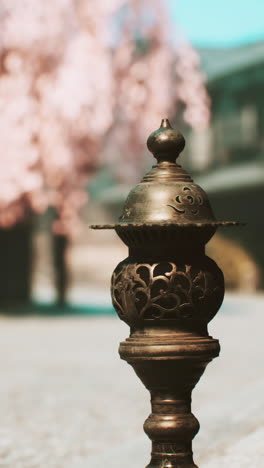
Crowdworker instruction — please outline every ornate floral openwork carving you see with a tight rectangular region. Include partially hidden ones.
[111,257,224,327]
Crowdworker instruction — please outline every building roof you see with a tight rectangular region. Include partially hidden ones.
[199,41,264,82]
[196,161,264,194]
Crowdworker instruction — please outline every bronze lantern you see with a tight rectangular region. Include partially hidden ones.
[91,119,238,467]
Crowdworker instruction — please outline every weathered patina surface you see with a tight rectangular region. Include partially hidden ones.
[92,119,238,467]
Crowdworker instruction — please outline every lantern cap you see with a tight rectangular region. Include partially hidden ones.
[91,120,239,230]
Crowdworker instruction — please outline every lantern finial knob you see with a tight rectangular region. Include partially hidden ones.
[147,118,185,164]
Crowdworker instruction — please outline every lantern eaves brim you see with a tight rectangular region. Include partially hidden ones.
[90,221,241,230]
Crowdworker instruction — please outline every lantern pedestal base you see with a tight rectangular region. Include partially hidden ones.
[120,330,220,468]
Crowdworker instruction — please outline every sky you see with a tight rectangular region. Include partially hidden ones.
[168,0,264,47]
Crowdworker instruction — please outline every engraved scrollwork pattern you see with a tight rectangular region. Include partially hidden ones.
[167,185,204,215]
[111,257,224,326]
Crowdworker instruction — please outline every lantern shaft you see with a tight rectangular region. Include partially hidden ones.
[120,330,220,467]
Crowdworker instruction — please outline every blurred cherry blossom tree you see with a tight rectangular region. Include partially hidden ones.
[0,0,210,236]
[106,0,210,182]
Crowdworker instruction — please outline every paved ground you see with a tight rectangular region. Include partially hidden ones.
[0,294,263,467]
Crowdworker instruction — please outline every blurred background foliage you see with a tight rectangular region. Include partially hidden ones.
[0,0,262,309]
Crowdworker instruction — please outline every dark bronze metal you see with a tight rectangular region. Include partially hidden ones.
[91,119,239,467]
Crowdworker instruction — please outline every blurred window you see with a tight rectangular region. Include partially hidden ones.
[241,105,258,144]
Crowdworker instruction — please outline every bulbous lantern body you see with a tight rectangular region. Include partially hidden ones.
[92,119,238,467]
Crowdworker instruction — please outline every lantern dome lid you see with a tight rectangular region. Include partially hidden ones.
[91,119,238,230]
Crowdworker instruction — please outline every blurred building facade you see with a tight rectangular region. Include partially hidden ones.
[183,41,264,288]
[184,41,264,171]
